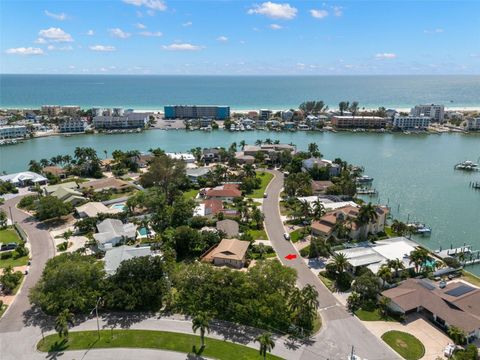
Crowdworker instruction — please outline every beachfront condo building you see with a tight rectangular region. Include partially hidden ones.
[259,109,272,121]
[466,117,480,131]
[93,113,148,129]
[0,125,27,139]
[410,104,445,122]
[58,118,87,133]
[61,106,81,116]
[164,105,230,120]
[393,115,431,130]
[331,116,388,128]
[41,105,62,116]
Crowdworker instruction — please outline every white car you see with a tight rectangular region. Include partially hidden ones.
[283,232,290,240]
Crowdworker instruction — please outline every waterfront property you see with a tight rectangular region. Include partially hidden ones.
[302,157,341,177]
[166,152,195,163]
[58,118,87,133]
[311,180,334,195]
[0,125,27,139]
[80,178,131,193]
[382,278,480,341]
[331,115,388,128]
[0,171,47,187]
[202,238,250,269]
[93,218,137,250]
[164,105,230,120]
[466,117,480,131]
[410,104,445,122]
[393,115,431,130]
[93,113,148,129]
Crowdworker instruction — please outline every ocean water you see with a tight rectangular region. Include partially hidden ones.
[1,74,480,110]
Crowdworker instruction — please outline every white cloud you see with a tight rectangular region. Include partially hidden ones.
[269,24,283,30]
[123,0,167,11]
[310,9,328,19]
[182,21,192,27]
[38,27,73,42]
[47,45,73,51]
[86,30,95,36]
[217,36,228,42]
[332,6,343,17]
[44,10,67,21]
[35,38,47,44]
[89,45,116,52]
[6,47,44,55]
[248,2,297,20]
[375,53,397,60]
[109,28,131,39]
[139,31,163,37]
[424,28,444,34]
[136,23,146,29]
[162,43,203,51]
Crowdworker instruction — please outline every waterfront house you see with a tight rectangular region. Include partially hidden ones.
[0,125,27,139]
[331,116,388,129]
[259,109,272,121]
[58,118,87,133]
[202,148,223,163]
[42,166,67,179]
[302,158,341,177]
[202,238,250,269]
[80,178,131,193]
[204,184,242,202]
[466,117,480,131]
[235,152,255,165]
[311,180,334,195]
[93,218,137,250]
[382,278,480,341]
[75,202,122,218]
[93,113,148,129]
[216,219,239,238]
[0,171,47,187]
[166,152,195,163]
[103,245,154,275]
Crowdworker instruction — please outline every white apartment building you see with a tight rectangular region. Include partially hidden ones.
[410,104,444,122]
[465,118,480,131]
[93,113,148,129]
[393,115,431,130]
[58,118,87,133]
[0,125,27,139]
[41,105,62,116]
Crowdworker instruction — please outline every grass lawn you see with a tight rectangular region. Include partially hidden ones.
[108,190,137,200]
[355,308,397,322]
[0,255,29,269]
[37,330,283,360]
[381,331,425,360]
[290,228,308,243]
[183,189,199,200]
[279,201,290,216]
[247,229,268,240]
[0,228,22,244]
[249,171,274,198]
[318,272,335,292]
[461,270,480,287]
[0,304,7,318]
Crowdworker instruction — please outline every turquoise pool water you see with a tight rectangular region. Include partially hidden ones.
[111,203,126,210]
[138,227,148,236]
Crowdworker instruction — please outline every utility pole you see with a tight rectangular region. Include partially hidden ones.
[90,297,102,339]
[8,206,14,224]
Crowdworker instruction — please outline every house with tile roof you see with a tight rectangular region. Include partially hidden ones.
[202,238,250,269]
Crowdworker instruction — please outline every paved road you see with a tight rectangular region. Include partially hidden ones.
[263,170,400,360]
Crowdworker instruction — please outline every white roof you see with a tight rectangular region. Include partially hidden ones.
[166,152,195,161]
[0,171,47,184]
[297,196,358,211]
[194,203,206,217]
[75,202,121,218]
[104,245,153,275]
[94,218,137,245]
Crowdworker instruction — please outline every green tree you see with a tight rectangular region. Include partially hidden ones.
[377,265,392,288]
[0,209,7,229]
[192,311,212,349]
[331,252,349,275]
[448,326,467,345]
[255,332,275,360]
[351,271,380,302]
[377,296,391,318]
[312,199,326,220]
[349,101,360,116]
[251,206,264,229]
[356,203,378,239]
[338,101,349,116]
[409,248,429,274]
[347,291,362,312]
[387,258,405,278]
[55,309,74,339]
[35,196,72,221]
[307,143,322,158]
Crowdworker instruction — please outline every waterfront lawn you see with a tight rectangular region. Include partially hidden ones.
[37,330,283,360]
[461,270,480,287]
[249,171,274,198]
[247,229,268,240]
[0,228,22,244]
[381,331,425,360]
[183,189,199,200]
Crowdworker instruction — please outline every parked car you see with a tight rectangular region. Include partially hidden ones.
[1,243,17,251]
[263,192,268,198]
[283,232,291,241]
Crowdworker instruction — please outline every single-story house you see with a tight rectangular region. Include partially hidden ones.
[216,219,239,238]
[103,245,154,275]
[382,279,480,341]
[166,152,195,163]
[42,166,67,179]
[311,180,334,195]
[93,218,137,250]
[43,181,79,195]
[80,177,131,193]
[186,167,211,184]
[202,238,250,269]
[50,186,86,206]
[0,171,47,187]
[302,158,341,177]
[203,184,242,202]
[235,152,255,165]
[334,237,417,274]
[75,201,122,218]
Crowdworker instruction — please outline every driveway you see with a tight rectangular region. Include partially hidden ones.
[262,170,400,360]
[361,314,452,360]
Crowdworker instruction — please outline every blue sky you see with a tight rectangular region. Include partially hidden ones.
[1,0,479,75]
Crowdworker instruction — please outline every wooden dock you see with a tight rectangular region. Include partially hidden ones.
[471,181,480,189]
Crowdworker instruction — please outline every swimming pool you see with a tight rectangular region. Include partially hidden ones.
[110,203,127,210]
[138,227,148,236]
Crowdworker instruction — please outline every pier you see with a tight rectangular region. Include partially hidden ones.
[435,245,480,267]
[471,181,480,189]
[356,188,378,196]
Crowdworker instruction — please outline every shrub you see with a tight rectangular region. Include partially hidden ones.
[18,195,38,210]
[1,251,13,260]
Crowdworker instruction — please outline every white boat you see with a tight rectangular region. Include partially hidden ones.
[455,160,479,171]
[356,175,374,183]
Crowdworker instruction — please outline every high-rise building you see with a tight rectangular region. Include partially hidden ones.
[410,104,444,122]
[164,105,230,120]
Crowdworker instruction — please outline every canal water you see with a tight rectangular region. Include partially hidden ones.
[1,130,479,274]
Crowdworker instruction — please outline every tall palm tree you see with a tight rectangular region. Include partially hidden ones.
[307,143,320,158]
[356,203,378,238]
[264,138,273,145]
[377,265,392,288]
[312,199,326,220]
[338,101,349,116]
[255,139,263,146]
[55,309,74,339]
[387,258,405,278]
[301,284,319,313]
[331,252,349,275]
[243,164,256,178]
[192,312,211,349]
[349,101,360,117]
[255,332,275,360]
[377,296,391,318]
[409,248,429,274]
[239,140,246,150]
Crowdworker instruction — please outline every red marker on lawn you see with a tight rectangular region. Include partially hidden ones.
[285,254,297,260]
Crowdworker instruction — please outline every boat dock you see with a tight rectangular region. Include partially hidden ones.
[356,188,378,196]
[435,245,480,266]
[470,181,480,189]
[435,245,472,259]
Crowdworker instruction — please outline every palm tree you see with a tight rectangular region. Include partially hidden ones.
[338,101,349,116]
[349,101,360,117]
[307,143,321,158]
[243,164,256,178]
[302,284,319,313]
[40,158,50,168]
[264,138,273,145]
[255,139,263,146]
[312,199,326,220]
[377,265,392,288]
[387,258,405,278]
[104,150,108,159]
[192,312,211,349]
[239,140,246,150]
[377,296,391,318]
[356,203,378,238]
[255,332,275,360]
[331,252,349,275]
[55,309,74,339]
[299,200,312,220]
[409,248,429,274]
[448,326,466,345]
